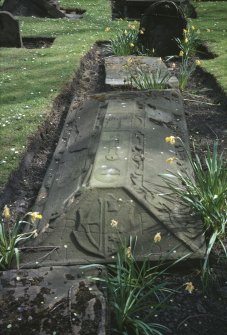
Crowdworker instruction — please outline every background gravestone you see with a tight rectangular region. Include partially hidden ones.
[138,1,187,57]
[0,11,23,47]
[2,0,66,18]
[111,0,196,20]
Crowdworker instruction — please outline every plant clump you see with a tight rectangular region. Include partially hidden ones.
[109,24,139,56]
[176,23,202,91]
[162,137,227,276]
[0,206,42,270]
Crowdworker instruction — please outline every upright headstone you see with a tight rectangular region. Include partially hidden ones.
[111,0,196,20]
[138,1,187,57]
[2,0,65,18]
[0,11,23,48]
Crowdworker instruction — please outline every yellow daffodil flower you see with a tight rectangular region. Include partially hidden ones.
[126,246,132,258]
[127,57,133,64]
[129,43,134,47]
[154,232,161,243]
[179,50,184,57]
[128,24,136,30]
[185,282,195,294]
[110,219,118,228]
[195,59,201,66]
[105,27,111,32]
[2,205,10,220]
[185,38,188,43]
[166,157,177,164]
[139,29,144,34]
[165,136,176,144]
[191,25,195,30]
[29,212,43,223]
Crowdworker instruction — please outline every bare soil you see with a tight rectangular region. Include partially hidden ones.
[0,44,227,334]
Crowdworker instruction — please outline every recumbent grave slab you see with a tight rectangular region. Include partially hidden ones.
[105,56,179,89]
[21,90,205,267]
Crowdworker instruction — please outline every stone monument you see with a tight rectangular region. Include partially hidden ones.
[0,11,23,47]
[20,90,205,267]
[1,0,82,19]
[138,1,187,57]
[111,0,197,20]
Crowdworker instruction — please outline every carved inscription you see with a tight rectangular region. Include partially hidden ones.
[21,91,205,267]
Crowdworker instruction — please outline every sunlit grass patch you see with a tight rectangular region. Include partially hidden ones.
[192,1,227,91]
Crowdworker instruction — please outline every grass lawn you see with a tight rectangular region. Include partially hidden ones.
[193,1,227,91]
[0,0,226,191]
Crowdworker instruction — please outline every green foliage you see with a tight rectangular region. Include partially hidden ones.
[162,141,227,275]
[110,28,139,56]
[90,237,174,335]
[176,22,201,91]
[178,58,196,91]
[176,23,201,59]
[0,210,40,270]
[128,66,170,90]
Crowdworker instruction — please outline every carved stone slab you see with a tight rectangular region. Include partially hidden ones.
[0,11,23,48]
[105,56,179,88]
[21,90,205,267]
[0,266,106,335]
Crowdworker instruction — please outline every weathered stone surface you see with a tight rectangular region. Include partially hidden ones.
[21,90,205,267]
[1,0,82,19]
[0,11,23,48]
[0,266,106,334]
[138,1,187,57]
[105,56,179,88]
